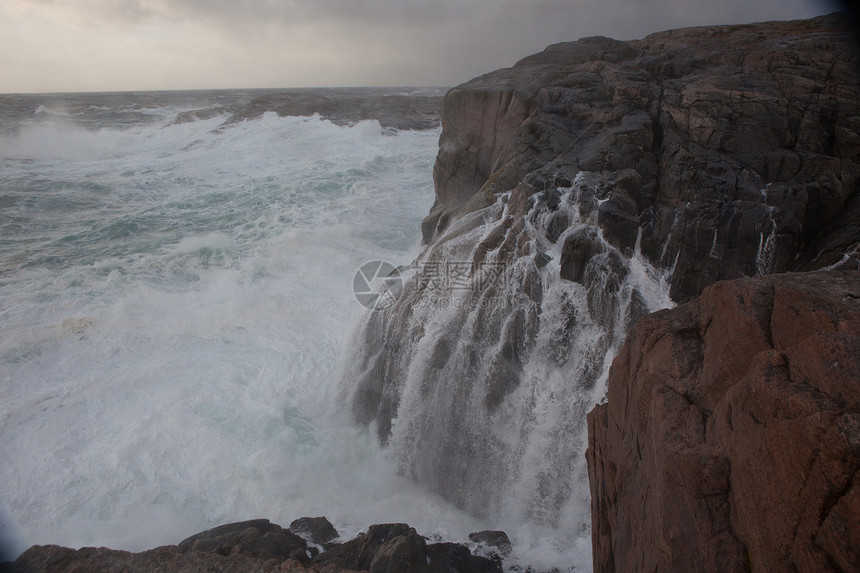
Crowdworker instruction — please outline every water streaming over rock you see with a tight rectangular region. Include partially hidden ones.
[341,173,674,558]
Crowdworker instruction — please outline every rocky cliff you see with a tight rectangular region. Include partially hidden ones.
[425,13,860,302]
[345,11,860,546]
[587,271,860,571]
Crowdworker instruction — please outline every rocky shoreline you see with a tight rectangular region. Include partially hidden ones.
[1,518,510,573]
[348,10,860,572]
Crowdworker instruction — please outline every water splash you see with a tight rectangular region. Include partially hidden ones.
[342,172,674,570]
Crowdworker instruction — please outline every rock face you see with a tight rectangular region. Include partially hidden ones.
[345,12,860,533]
[586,271,860,572]
[424,14,860,302]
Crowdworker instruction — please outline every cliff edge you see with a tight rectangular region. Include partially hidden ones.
[425,13,860,302]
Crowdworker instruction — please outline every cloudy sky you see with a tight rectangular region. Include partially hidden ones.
[0,0,845,93]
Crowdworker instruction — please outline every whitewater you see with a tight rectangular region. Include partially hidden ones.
[0,90,495,562]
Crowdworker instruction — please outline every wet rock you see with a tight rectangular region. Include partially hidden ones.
[348,11,860,532]
[313,524,497,573]
[426,543,501,573]
[467,531,512,558]
[534,251,552,268]
[1,544,302,573]
[177,519,307,560]
[313,524,419,572]
[2,522,501,573]
[560,227,605,283]
[587,271,860,572]
[544,211,570,243]
[424,13,860,300]
[290,516,340,547]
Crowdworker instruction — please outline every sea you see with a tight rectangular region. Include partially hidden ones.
[0,89,518,564]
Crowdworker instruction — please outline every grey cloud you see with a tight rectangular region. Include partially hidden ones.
[2,0,841,92]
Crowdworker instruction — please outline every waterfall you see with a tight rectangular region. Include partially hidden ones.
[340,172,673,539]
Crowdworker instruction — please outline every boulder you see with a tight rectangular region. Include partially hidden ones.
[177,519,307,560]
[290,516,340,547]
[467,531,512,558]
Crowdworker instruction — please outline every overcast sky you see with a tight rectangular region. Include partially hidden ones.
[0,0,845,93]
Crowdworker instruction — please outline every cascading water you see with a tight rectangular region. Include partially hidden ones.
[342,172,674,569]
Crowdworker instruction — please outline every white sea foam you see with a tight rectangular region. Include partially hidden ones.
[0,105,490,558]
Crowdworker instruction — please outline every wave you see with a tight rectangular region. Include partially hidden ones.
[0,108,466,558]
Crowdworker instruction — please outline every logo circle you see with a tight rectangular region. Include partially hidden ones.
[353,260,403,311]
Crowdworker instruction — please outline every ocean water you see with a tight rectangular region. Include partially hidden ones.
[0,90,490,560]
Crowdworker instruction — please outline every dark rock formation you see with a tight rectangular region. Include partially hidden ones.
[1,519,319,573]
[424,14,860,302]
[177,518,308,560]
[347,12,860,530]
[467,531,512,558]
[290,516,340,547]
[586,271,860,572]
[313,523,500,573]
[2,521,499,573]
[1,543,322,573]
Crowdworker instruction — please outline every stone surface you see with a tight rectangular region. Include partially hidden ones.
[424,14,860,302]
[0,544,319,573]
[290,516,340,547]
[2,521,498,573]
[467,531,512,558]
[176,519,308,560]
[586,270,860,572]
[313,524,501,573]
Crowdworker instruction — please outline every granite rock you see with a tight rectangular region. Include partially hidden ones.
[586,271,860,572]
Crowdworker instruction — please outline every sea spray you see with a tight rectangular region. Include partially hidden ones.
[1,91,488,558]
[342,173,674,571]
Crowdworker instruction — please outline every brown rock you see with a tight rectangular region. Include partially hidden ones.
[586,270,860,572]
[423,14,860,301]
